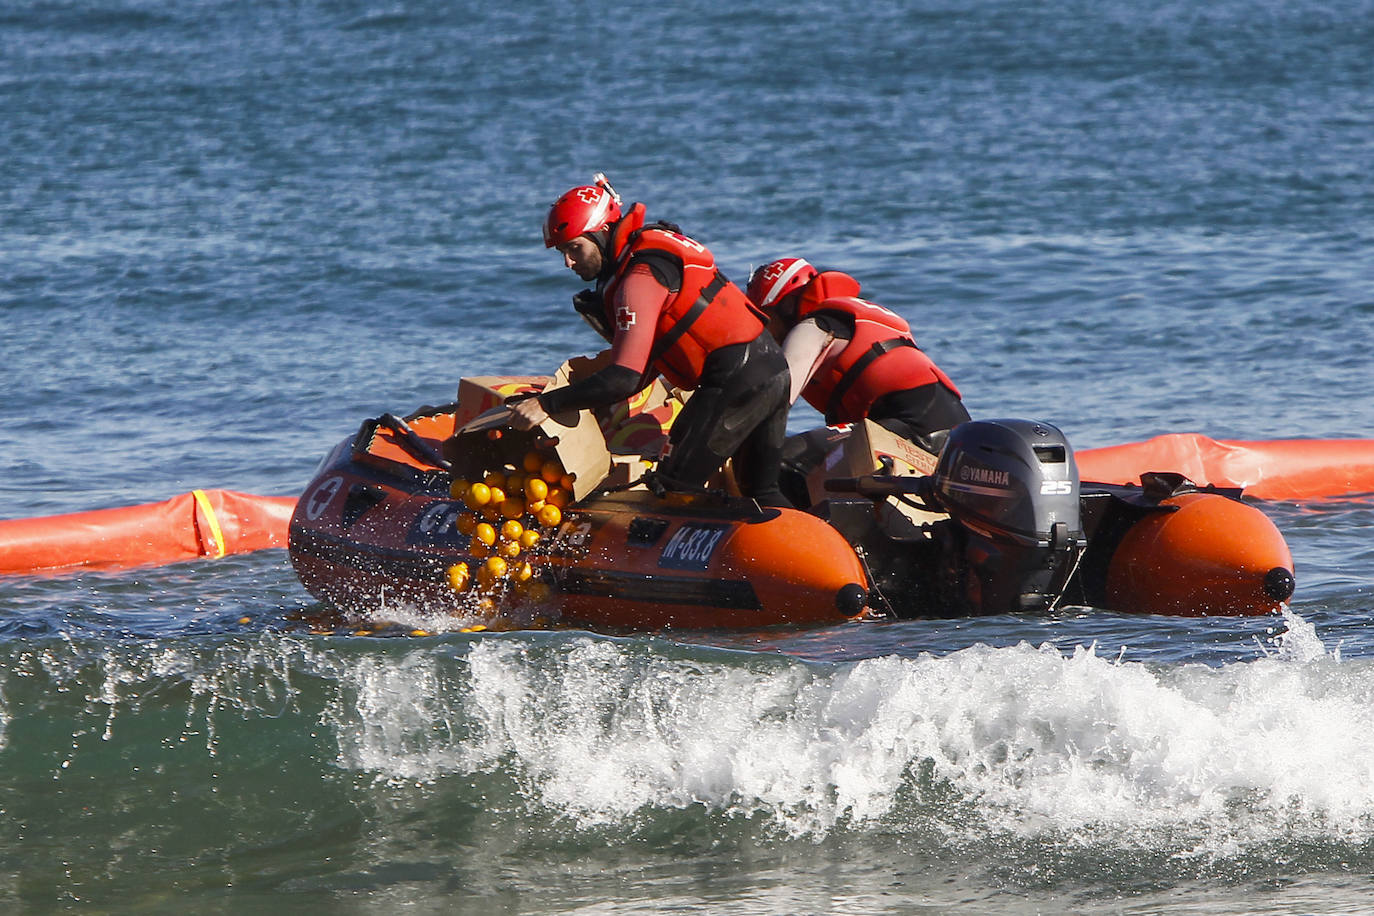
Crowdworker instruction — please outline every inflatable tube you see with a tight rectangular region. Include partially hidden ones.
[1102,490,1294,616]
[1077,435,1374,501]
[0,490,298,575]
[531,492,869,629]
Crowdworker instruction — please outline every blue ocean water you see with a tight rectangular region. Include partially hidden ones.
[2,0,1373,911]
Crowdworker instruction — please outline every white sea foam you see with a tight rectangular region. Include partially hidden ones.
[321,613,1374,851]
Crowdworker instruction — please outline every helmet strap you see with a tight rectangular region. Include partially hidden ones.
[777,291,801,323]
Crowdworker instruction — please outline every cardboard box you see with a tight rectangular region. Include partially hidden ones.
[452,376,549,430]
[550,351,681,459]
[846,419,941,478]
[444,373,609,502]
[448,356,674,503]
[804,420,944,531]
[604,453,653,489]
[597,377,682,457]
[533,360,617,501]
[805,420,938,497]
[446,353,695,502]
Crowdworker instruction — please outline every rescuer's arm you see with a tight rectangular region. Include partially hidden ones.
[779,318,836,405]
[512,265,669,427]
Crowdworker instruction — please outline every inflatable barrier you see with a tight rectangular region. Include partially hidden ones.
[1077,435,1374,501]
[0,489,298,575]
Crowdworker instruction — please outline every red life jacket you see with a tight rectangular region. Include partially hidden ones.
[790,270,863,318]
[794,293,962,425]
[599,205,763,390]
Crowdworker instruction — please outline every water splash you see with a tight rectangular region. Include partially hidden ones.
[315,631,1374,853]
[1267,606,1332,663]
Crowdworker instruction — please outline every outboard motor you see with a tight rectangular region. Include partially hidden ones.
[931,419,1085,614]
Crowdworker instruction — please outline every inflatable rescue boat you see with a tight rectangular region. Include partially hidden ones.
[287,368,1296,631]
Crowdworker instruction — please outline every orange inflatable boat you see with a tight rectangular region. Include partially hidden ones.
[286,373,1296,629]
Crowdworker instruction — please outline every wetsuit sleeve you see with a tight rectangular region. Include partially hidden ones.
[537,365,644,414]
[536,264,671,414]
[779,318,836,405]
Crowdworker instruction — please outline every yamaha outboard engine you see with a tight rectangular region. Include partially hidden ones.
[931,419,1085,614]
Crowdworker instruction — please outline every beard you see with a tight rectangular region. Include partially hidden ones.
[574,246,603,280]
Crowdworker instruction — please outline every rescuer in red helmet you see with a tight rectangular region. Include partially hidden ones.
[510,175,793,506]
[745,257,969,452]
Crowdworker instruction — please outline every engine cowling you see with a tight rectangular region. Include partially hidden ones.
[932,419,1085,614]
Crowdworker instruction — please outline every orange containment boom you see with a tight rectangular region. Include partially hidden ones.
[0,490,298,575]
[1077,435,1374,501]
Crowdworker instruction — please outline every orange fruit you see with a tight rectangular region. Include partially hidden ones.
[446,562,470,592]
[500,497,525,519]
[455,512,478,536]
[483,470,507,490]
[523,450,545,473]
[540,458,563,484]
[519,529,541,550]
[525,477,548,502]
[449,478,469,499]
[484,556,508,579]
[537,504,562,528]
[546,488,570,509]
[499,539,521,558]
[465,482,491,510]
[474,522,497,546]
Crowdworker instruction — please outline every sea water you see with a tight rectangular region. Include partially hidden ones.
[1,0,1372,912]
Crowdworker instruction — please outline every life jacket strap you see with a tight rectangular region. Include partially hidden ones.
[647,269,729,373]
[824,337,917,425]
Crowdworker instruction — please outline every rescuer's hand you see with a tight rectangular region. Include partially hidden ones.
[509,396,548,431]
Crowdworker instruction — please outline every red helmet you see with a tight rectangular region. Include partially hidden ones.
[543,173,623,248]
[746,257,818,312]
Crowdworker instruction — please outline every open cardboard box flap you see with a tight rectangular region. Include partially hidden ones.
[452,376,548,430]
[449,355,666,502]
